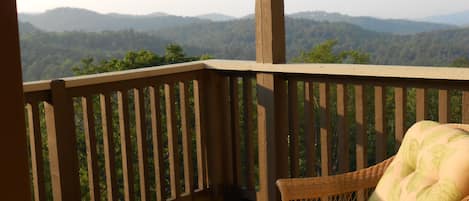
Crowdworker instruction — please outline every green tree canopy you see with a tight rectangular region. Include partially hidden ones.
[451,57,469,67]
[293,40,370,64]
[73,44,209,76]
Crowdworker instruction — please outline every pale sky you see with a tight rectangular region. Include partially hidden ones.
[16,0,469,19]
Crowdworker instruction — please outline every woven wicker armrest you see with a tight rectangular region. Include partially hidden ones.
[276,157,394,201]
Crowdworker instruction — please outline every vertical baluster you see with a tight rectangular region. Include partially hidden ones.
[243,76,255,190]
[222,77,234,187]
[394,87,407,149]
[134,88,150,201]
[463,91,469,124]
[149,85,166,201]
[193,80,208,190]
[375,86,387,162]
[165,83,181,199]
[337,84,349,173]
[319,83,331,176]
[27,102,46,201]
[438,89,450,123]
[355,85,367,201]
[100,93,118,201]
[230,77,242,186]
[304,82,316,176]
[179,81,195,195]
[416,88,427,121]
[82,96,100,201]
[355,85,367,170]
[288,79,299,177]
[117,90,135,201]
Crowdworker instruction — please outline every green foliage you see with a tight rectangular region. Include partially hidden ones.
[451,57,469,67]
[293,40,370,64]
[164,44,185,63]
[72,45,202,75]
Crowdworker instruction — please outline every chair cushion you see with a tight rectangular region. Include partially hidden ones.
[370,121,469,201]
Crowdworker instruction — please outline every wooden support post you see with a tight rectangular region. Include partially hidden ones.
[255,0,286,199]
[0,1,32,200]
[203,71,230,200]
[257,73,288,201]
[256,0,286,64]
[45,80,81,201]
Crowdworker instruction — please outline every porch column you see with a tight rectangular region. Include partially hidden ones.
[0,0,32,201]
[255,0,287,201]
[256,0,286,64]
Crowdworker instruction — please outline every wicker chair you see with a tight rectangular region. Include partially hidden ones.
[276,157,394,201]
[277,121,469,201]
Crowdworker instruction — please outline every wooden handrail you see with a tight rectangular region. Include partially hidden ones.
[22,61,205,93]
[204,60,469,81]
[23,60,469,94]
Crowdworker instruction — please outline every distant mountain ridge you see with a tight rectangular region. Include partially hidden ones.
[423,10,469,26]
[19,7,457,35]
[289,11,456,34]
[18,7,210,32]
[196,13,236,22]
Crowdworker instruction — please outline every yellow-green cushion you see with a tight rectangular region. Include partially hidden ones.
[370,121,469,201]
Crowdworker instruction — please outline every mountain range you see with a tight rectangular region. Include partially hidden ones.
[19,7,459,34]
[196,13,236,22]
[19,7,210,32]
[17,7,469,81]
[423,10,469,26]
[289,11,456,34]
[19,17,469,81]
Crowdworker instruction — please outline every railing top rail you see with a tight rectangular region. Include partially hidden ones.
[23,80,52,93]
[63,61,205,88]
[22,59,469,94]
[204,60,469,81]
[22,61,205,93]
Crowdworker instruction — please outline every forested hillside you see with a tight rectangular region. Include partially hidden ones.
[19,18,469,81]
[19,28,212,80]
[154,18,469,65]
[289,11,455,34]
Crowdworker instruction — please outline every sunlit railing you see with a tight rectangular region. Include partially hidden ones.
[24,60,469,201]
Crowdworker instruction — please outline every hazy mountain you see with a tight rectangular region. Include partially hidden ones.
[18,19,469,81]
[18,22,41,34]
[289,11,456,34]
[240,14,254,19]
[423,10,469,26]
[196,13,236,21]
[18,7,210,32]
[19,7,457,35]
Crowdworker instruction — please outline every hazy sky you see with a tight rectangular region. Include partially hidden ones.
[17,0,469,19]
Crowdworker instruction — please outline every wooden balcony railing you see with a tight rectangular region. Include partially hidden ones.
[23,60,469,201]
